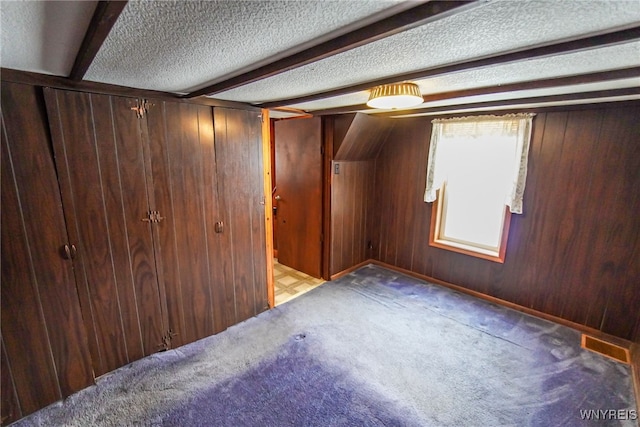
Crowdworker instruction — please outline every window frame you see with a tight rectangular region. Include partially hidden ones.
[429,187,512,263]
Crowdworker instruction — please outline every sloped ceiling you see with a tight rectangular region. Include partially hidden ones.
[1,0,639,118]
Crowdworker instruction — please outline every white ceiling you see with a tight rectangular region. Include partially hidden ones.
[1,0,639,118]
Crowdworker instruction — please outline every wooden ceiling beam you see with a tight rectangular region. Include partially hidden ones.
[312,67,640,115]
[374,87,640,118]
[1,68,258,111]
[183,1,478,98]
[259,26,640,109]
[69,1,128,81]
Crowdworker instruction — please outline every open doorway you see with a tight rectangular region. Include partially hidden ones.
[271,116,326,305]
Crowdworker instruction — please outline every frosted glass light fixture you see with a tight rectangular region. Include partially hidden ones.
[366,82,423,109]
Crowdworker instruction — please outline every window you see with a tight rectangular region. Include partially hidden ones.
[424,114,535,263]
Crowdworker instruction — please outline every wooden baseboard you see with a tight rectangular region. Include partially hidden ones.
[368,259,632,350]
[330,260,372,280]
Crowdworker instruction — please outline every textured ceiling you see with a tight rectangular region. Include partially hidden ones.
[0,1,97,75]
[286,41,640,111]
[84,0,408,92]
[215,0,640,104]
[1,0,639,116]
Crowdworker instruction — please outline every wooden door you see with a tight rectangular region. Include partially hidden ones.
[1,83,94,422]
[44,89,166,376]
[274,117,323,278]
[214,108,269,323]
[146,101,230,346]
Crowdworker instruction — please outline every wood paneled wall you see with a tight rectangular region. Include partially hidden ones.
[330,161,374,276]
[45,89,166,376]
[1,83,94,422]
[214,108,269,322]
[369,105,640,341]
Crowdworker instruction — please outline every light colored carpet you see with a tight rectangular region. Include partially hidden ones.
[13,265,637,426]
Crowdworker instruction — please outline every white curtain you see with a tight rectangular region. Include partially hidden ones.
[424,114,535,214]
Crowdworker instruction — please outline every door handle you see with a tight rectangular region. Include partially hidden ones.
[274,195,281,200]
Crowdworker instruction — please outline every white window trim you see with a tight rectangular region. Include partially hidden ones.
[424,114,535,262]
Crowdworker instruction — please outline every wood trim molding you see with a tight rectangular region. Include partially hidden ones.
[378,87,640,118]
[259,26,640,109]
[313,67,640,116]
[429,189,511,264]
[365,259,632,349]
[69,1,128,80]
[329,260,371,281]
[0,68,260,111]
[322,117,334,280]
[261,109,276,309]
[184,1,477,98]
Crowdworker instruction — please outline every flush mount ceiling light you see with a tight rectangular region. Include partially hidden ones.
[366,82,423,109]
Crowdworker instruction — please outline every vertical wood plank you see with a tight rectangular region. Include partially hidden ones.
[215,108,268,324]
[274,118,323,278]
[369,104,640,340]
[1,123,60,414]
[45,88,128,375]
[1,337,21,424]
[2,82,93,417]
[147,101,218,346]
[322,117,334,280]
[44,88,164,374]
[330,161,374,275]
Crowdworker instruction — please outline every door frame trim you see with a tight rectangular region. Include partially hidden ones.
[261,109,275,308]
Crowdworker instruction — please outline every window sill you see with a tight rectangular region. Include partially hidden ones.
[429,239,505,263]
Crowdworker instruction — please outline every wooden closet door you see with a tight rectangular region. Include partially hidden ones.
[146,101,230,346]
[214,108,269,323]
[44,89,165,376]
[1,83,93,421]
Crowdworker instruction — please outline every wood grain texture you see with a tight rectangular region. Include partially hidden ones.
[2,68,257,112]
[369,104,640,340]
[274,117,323,278]
[260,26,640,109]
[1,338,20,424]
[261,110,276,308]
[214,108,269,324]
[330,161,374,275]
[334,113,394,161]
[1,82,94,417]
[44,88,165,375]
[147,101,220,345]
[1,119,59,416]
[322,117,334,280]
[314,67,640,116]
[69,1,128,80]
[332,114,355,157]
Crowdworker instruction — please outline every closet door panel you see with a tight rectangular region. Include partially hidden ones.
[214,108,268,323]
[44,89,164,375]
[1,83,93,416]
[196,107,232,334]
[147,101,221,346]
[1,134,60,414]
[91,94,165,360]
